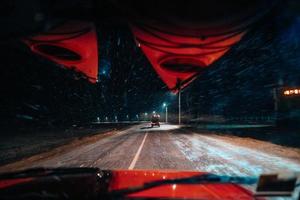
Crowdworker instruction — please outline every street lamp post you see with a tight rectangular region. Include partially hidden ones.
[163,103,168,123]
[178,88,181,125]
[176,79,182,125]
[166,106,168,123]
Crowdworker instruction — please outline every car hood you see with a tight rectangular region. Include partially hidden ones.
[0,168,254,200]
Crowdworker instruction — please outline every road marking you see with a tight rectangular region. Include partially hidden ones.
[128,132,148,170]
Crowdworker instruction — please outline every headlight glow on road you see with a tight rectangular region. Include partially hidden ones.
[140,124,180,132]
[158,124,180,131]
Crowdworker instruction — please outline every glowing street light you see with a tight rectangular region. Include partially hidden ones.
[162,102,168,123]
[144,112,148,121]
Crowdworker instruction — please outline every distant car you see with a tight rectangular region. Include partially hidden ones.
[151,114,160,127]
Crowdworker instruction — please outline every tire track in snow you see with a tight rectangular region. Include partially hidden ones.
[173,132,300,176]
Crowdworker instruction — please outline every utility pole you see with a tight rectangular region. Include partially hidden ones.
[176,79,182,125]
[163,103,168,123]
[166,106,168,123]
[273,88,278,113]
[178,88,181,125]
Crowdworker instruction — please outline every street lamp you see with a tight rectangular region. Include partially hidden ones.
[163,103,168,123]
[176,80,182,125]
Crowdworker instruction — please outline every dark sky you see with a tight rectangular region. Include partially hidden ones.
[96,5,300,119]
[0,1,299,127]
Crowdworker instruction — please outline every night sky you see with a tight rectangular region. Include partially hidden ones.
[0,1,299,128]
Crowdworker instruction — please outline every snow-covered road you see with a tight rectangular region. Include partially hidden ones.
[1,123,299,199]
[1,124,299,175]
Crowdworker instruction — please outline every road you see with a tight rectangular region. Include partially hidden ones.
[1,123,299,177]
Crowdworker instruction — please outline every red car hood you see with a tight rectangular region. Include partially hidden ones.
[109,170,254,199]
[0,168,256,200]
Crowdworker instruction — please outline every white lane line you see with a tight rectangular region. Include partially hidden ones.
[128,132,148,170]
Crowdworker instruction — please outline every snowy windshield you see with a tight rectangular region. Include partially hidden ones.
[0,0,299,194]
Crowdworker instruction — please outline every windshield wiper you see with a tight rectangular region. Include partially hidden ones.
[109,173,258,197]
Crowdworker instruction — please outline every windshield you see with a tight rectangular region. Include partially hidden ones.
[0,0,300,199]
